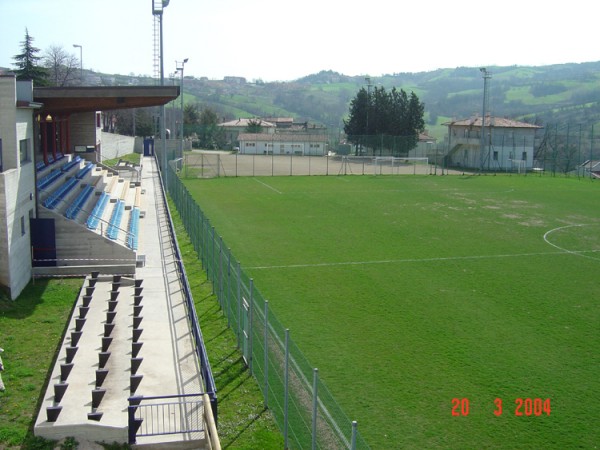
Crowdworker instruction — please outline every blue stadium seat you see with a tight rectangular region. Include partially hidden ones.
[86,192,110,230]
[106,200,125,240]
[43,178,79,209]
[65,185,95,220]
[127,207,141,250]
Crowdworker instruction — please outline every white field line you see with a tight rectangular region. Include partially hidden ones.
[543,224,600,262]
[253,178,282,194]
[246,249,600,270]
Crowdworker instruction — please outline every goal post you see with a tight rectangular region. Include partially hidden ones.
[508,159,527,174]
[373,157,430,175]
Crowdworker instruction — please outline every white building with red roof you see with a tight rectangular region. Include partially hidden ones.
[444,116,543,171]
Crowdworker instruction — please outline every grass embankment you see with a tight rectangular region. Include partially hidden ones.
[168,197,284,449]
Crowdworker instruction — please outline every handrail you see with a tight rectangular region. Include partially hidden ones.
[203,393,221,450]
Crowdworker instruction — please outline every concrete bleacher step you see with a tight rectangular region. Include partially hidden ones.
[34,274,140,443]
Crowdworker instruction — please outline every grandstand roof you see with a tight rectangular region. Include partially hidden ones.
[33,85,180,114]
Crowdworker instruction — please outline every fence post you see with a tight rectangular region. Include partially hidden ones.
[351,420,357,450]
[211,226,215,294]
[226,248,232,328]
[264,300,269,408]
[312,368,319,450]
[249,278,254,374]
[218,235,223,308]
[284,329,289,450]
[237,262,242,348]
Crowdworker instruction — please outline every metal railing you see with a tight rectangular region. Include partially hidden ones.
[128,393,220,449]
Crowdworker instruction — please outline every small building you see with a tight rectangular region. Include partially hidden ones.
[218,118,275,149]
[238,133,328,156]
[444,116,542,170]
[409,132,438,158]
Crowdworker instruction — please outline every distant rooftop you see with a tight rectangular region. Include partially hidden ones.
[444,116,543,129]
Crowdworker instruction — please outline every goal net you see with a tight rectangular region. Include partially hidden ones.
[508,159,527,174]
[373,157,430,175]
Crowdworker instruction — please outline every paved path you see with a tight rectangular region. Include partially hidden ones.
[34,157,206,447]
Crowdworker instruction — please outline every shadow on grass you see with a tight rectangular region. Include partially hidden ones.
[0,279,52,318]
[223,406,269,449]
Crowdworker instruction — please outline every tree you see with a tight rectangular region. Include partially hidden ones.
[343,86,425,156]
[184,102,201,126]
[246,118,264,133]
[43,45,79,86]
[12,29,48,85]
[196,107,224,149]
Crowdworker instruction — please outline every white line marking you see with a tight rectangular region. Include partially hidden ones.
[253,178,282,194]
[543,224,600,261]
[246,249,600,270]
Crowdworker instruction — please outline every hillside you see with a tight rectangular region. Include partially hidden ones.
[160,62,600,139]
[6,61,600,139]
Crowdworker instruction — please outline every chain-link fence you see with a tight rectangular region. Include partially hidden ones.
[165,164,371,449]
[180,152,435,178]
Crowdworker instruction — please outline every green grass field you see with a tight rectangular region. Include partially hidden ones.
[181,174,599,449]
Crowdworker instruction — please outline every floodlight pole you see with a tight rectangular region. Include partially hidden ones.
[72,44,83,83]
[479,68,491,171]
[176,58,188,157]
[153,0,170,185]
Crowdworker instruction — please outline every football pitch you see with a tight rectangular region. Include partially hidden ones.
[182,174,599,449]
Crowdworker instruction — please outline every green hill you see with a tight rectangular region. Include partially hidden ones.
[176,63,600,139]
[10,61,600,140]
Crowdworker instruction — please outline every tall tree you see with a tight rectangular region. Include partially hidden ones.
[43,45,79,86]
[12,29,48,85]
[197,107,224,149]
[343,86,425,156]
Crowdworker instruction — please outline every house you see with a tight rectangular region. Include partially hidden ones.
[408,131,438,158]
[238,133,328,156]
[218,118,276,149]
[444,116,542,170]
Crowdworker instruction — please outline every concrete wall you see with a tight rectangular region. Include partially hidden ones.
[37,208,136,269]
[70,112,99,154]
[0,77,37,299]
[99,131,136,161]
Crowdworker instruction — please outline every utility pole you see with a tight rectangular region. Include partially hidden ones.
[365,76,372,154]
[480,68,491,171]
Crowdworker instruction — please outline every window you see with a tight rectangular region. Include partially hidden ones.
[21,216,26,236]
[493,151,498,161]
[522,151,527,161]
[20,139,30,164]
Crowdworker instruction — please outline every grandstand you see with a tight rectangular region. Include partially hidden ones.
[1,76,219,447]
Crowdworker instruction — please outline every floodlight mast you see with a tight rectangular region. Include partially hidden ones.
[153,0,170,185]
[479,68,492,171]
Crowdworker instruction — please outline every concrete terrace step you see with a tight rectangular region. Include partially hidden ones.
[34,274,142,443]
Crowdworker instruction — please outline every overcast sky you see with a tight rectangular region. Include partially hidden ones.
[1,0,599,82]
